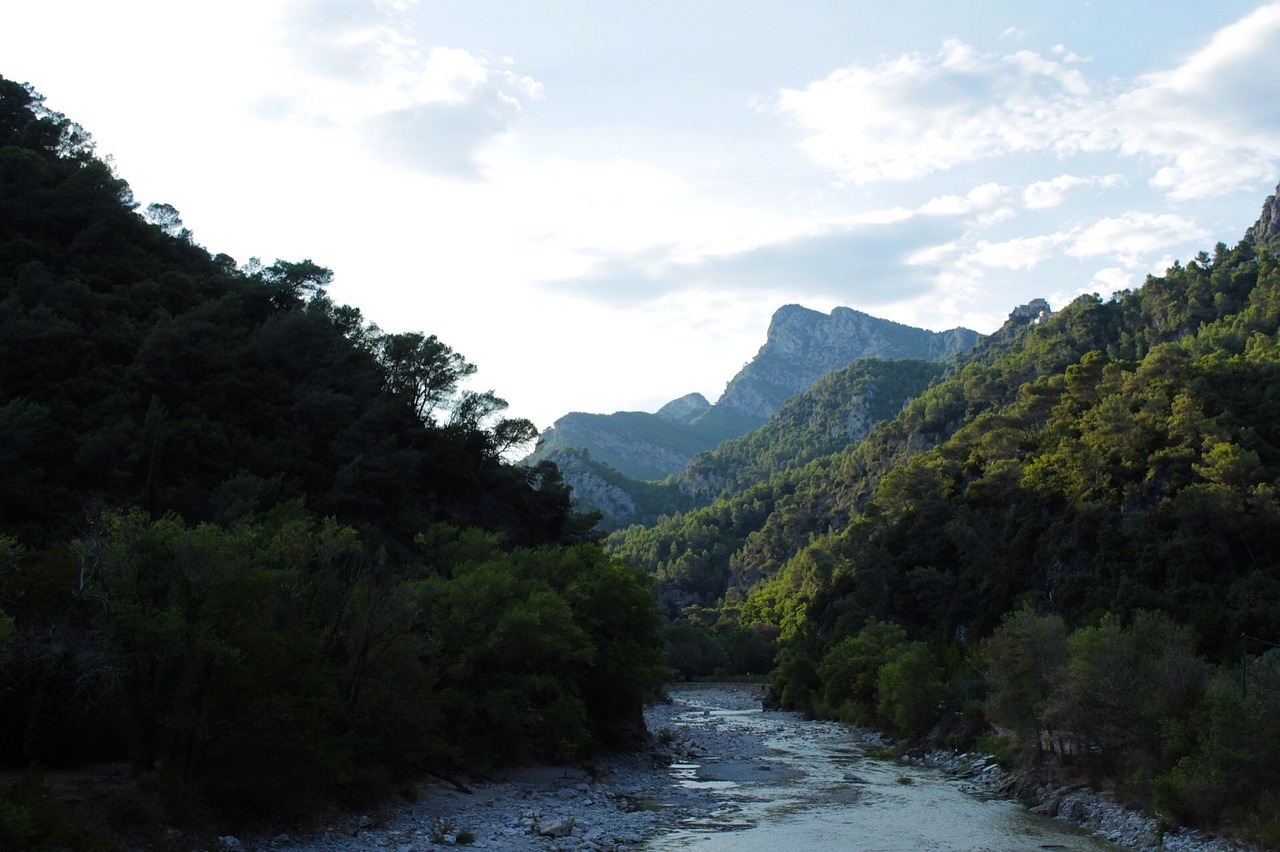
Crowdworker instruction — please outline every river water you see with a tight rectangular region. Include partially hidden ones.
[640,687,1120,852]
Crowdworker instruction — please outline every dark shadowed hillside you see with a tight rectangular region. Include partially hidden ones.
[0,77,666,844]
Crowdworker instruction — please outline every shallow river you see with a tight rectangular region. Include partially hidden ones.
[641,688,1120,852]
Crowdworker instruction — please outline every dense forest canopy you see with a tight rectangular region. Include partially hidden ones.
[608,210,1280,844]
[0,75,667,844]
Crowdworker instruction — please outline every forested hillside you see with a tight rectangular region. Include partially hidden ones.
[609,358,946,616]
[676,357,946,501]
[0,77,666,845]
[611,214,1280,844]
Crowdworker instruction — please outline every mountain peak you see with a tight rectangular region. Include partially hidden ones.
[656,392,711,423]
[718,304,980,420]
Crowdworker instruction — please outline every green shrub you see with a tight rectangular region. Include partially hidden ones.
[877,641,948,738]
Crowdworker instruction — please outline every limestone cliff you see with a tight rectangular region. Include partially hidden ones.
[538,446,639,526]
[528,304,979,486]
[525,303,982,528]
[714,305,979,421]
[1245,181,1280,249]
[527,405,746,483]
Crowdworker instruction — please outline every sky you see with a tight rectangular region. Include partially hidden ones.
[4,1,1280,432]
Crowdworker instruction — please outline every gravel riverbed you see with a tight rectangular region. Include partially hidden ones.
[233,685,769,852]
[223,685,1258,852]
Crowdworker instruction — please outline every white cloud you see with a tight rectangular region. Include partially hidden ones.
[1068,212,1209,263]
[905,240,963,267]
[1050,44,1090,63]
[1103,3,1280,199]
[1023,173,1122,209]
[1091,267,1135,294]
[273,0,543,179]
[545,218,960,308]
[774,40,1092,183]
[968,233,1070,270]
[778,6,1280,200]
[920,182,1007,216]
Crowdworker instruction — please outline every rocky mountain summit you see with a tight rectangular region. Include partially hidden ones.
[527,304,979,485]
[655,392,711,422]
[715,304,979,421]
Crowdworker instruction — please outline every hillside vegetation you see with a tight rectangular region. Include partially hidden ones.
[610,232,1280,844]
[0,77,666,845]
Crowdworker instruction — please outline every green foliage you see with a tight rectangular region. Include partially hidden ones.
[1153,652,1280,846]
[0,77,667,831]
[679,359,944,501]
[663,618,775,681]
[1048,612,1208,775]
[816,620,907,723]
[876,642,948,738]
[982,606,1067,756]
[606,217,1280,837]
[0,75,580,549]
[607,359,943,613]
[0,512,664,820]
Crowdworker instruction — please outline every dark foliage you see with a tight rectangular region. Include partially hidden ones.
[0,76,665,833]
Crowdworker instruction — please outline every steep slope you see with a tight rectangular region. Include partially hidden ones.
[0,77,665,831]
[611,191,1280,844]
[534,444,695,529]
[608,299,1047,612]
[527,305,978,489]
[545,358,945,531]
[1243,179,1280,249]
[677,358,946,501]
[714,304,979,420]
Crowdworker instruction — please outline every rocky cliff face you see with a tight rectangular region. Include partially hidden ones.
[1245,181,1280,249]
[526,304,978,495]
[528,410,712,482]
[715,305,979,420]
[538,446,639,527]
[983,298,1052,344]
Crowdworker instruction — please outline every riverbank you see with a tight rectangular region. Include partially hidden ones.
[920,749,1259,852]
[251,685,769,851]
[235,685,1257,852]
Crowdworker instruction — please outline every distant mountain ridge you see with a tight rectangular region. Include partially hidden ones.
[526,305,980,486]
[715,304,980,421]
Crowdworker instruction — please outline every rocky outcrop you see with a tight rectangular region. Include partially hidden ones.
[536,446,640,527]
[983,298,1052,344]
[656,393,711,423]
[527,305,978,486]
[715,305,979,420]
[527,407,737,483]
[1244,181,1280,249]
